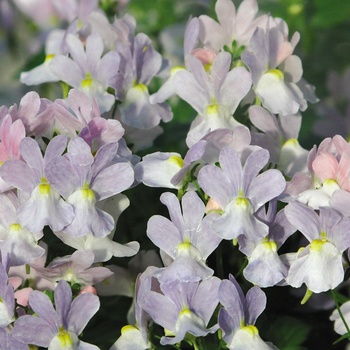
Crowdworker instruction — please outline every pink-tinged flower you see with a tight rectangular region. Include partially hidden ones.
[0,135,74,233]
[285,135,350,209]
[31,250,113,286]
[45,137,134,237]
[0,114,26,192]
[199,0,268,50]
[50,32,119,113]
[7,91,52,136]
[285,202,350,293]
[13,280,100,349]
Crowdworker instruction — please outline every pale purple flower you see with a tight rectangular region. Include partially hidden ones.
[146,191,222,283]
[173,52,252,146]
[0,135,75,233]
[219,275,278,349]
[0,191,45,267]
[284,202,350,293]
[238,200,296,287]
[116,33,172,130]
[45,137,134,237]
[198,147,286,241]
[13,280,99,349]
[242,20,316,116]
[50,33,119,113]
[140,276,220,345]
[249,105,308,177]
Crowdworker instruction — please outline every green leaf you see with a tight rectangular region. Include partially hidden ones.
[265,315,311,350]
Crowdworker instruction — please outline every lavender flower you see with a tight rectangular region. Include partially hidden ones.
[238,200,296,287]
[219,275,278,349]
[50,33,119,113]
[285,202,350,293]
[146,191,222,283]
[198,147,286,241]
[0,135,75,233]
[13,280,100,349]
[45,137,134,237]
[140,277,220,345]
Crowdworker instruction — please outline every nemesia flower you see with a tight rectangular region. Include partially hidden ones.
[198,147,286,241]
[13,280,100,349]
[0,135,74,233]
[116,32,172,130]
[242,19,316,116]
[238,200,296,287]
[31,250,113,286]
[50,32,119,113]
[140,276,220,345]
[249,105,308,177]
[54,193,140,262]
[146,191,222,283]
[173,52,252,146]
[109,266,159,350]
[284,202,350,293]
[198,0,267,50]
[219,274,278,349]
[0,114,26,192]
[285,135,350,209]
[134,152,184,189]
[7,91,52,136]
[0,191,45,266]
[45,137,134,237]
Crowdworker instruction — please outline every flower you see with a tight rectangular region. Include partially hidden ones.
[13,280,100,349]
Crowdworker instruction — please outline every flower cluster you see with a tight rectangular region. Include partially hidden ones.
[1,0,350,349]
